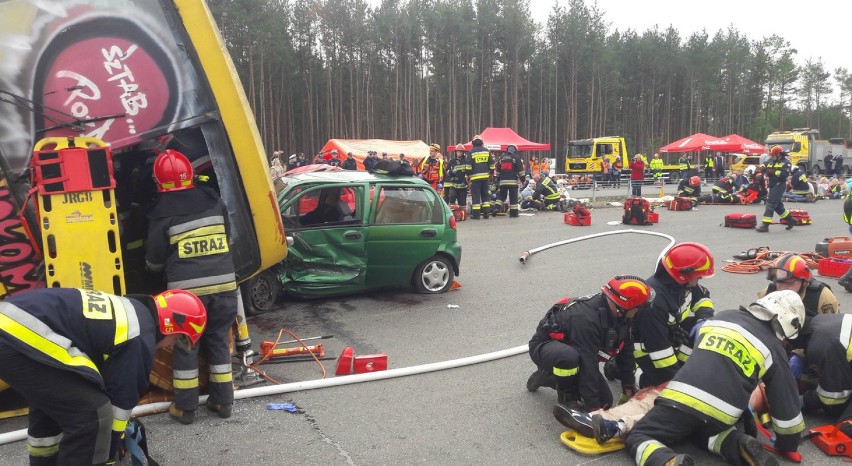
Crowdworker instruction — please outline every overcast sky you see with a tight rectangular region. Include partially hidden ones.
[530,0,850,75]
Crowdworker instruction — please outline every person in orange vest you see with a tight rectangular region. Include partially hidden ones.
[419,143,445,190]
[530,155,541,177]
[540,157,551,176]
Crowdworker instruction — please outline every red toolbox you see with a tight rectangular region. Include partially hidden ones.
[564,212,591,226]
[816,236,852,258]
[647,211,659,223]
[817,258,852,278]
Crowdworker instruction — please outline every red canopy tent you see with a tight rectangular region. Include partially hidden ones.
[658,133,717,153]
[448,127,550,152]
[718,134,766,155]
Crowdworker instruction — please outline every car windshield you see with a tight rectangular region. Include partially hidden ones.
[567,143,593,158]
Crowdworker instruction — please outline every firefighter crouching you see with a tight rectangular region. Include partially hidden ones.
[634,242,715,388]
[0,287,206,466]
[710,175,736,203]
[532,173,561,210]
[467,135,494,219]
[676,176,701,205]
[495,144,524,217]
[757,145,795,232]
[527,276,655,411]
[626,290,806,466]
[145,149,238,425]
[792,313,852,439]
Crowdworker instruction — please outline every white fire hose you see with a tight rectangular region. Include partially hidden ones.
[0,229,676,445]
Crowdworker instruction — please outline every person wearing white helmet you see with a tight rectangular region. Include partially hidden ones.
[626,290,806,466]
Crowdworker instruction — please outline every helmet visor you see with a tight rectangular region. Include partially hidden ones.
[767,267,800,284]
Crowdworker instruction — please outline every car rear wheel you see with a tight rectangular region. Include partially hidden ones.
[241,270,281,316]
[413,255,454,294]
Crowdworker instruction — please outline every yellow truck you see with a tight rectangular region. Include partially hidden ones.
[764,128,849,176]
[0,0,288,313]
[563,136,629,174]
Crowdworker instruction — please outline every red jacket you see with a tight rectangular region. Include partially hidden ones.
[629,160,645,180]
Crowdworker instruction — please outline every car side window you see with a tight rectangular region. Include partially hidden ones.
[374,186,439,225]
[282,186,362,229]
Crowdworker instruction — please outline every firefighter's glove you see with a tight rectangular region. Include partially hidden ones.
[436,183,443,190]
[671,325,691,347]
[788,355,806,379]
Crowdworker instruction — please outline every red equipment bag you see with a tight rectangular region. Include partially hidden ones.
[724,212,756,228]
[788,209,812,225]
[564,212,591,226]
[817,258,852,278]
[622,197,651,225]
[450,204,467,221]
[647,211,659,223]
[666,197,693,211]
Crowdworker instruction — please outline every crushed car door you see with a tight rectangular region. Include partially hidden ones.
[278,184,367,296]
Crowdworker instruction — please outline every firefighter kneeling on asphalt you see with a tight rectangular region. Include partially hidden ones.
[0,287,206,466]
[526,276,655,411]
[626,290,806,466]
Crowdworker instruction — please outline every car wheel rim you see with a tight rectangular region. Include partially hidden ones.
[253,280,271,308]
[421,261,449,292]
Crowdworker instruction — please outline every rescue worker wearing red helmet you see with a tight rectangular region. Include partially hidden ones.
[634,242,715,388]
[676,176,701,204]
[527,276,655,411]
[627,290,806,466]
[0,287,206,465]
[758,253,837,318]
[443,144,471,205]
[711,175,737,203]
[757,145,795,232]
[146,149,238,425]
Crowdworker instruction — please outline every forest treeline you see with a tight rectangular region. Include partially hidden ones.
[207,0,852,159]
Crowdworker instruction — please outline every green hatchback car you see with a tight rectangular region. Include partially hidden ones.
[242,170,462,314]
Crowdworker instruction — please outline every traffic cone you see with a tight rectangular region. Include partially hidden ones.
[658,183,665,198]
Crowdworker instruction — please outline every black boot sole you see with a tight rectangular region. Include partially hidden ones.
[552,404,594,437]
[738,436,779,466]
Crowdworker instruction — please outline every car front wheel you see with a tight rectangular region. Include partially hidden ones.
[241,270,281,316]
[413,255,454,294]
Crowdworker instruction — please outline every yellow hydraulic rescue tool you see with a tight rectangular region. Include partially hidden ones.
[30,136,124,294]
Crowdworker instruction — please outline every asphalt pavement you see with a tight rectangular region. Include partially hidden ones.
[0,187,848,465]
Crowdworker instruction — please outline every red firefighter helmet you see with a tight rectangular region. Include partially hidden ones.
[770,145,784,155]
[454,143,466,152]
[766,253,811,283]
[661,242,715,284]
[152,290,207,344]
[602,275,655,311]
[153,149,194,193]
[689,176,700,187]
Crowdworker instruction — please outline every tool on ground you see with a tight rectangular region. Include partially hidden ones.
[335,346,388,375]
[808,421,852,458]
[233,293,261,387]
[266,335,333,347]
[259,343,325,358]
[750,408,802,462]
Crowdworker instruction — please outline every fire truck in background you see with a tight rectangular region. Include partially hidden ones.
[562,136,630,178]
[764,128,850,176]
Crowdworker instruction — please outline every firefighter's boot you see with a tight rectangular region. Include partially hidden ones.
[552,404,594,437]
[838,267,852,291]
[471,209,480,220]
[736,435,779,466]
[526,369,555,392]
[755,223,769,233]
[782,214,794,230]
[169,403,195,425]
[664,455,694,466]
[207,401,233,419]
[509,208,519,218]
[556,387,581,410]
[482,206,490,219]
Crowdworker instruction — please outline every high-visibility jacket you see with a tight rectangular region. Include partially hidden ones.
[678,157,691,172]
[703,158,714,169]
[468,146,494,181]
[529,294,635,409]
[634,272,714,386]
[146,185,237,296]
[540,160,551,174]
[799,313,852,409]
[496,152,523,186]
[0,288,156,432]
[419,156,444,185]
[657,308,804,452]
[533,176,560,202]
[443,155,471,189]
[650,158,664,172]
[764,157,791,188]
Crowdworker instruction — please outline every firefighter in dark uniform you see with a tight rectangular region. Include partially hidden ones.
[0,287,206,466]
[443,144,470,206]
[146,149,238,425]
[757,145,795,232]
[626,290,807,466]
[794,313,852,439]
[532,173,561,210]
[758,253,838,318]
[676,176,701,203]
[634,242,715,388]
[495,145,524,217]
[527,276,655,410]
[467,135,494,219]
[711,175,736,203]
